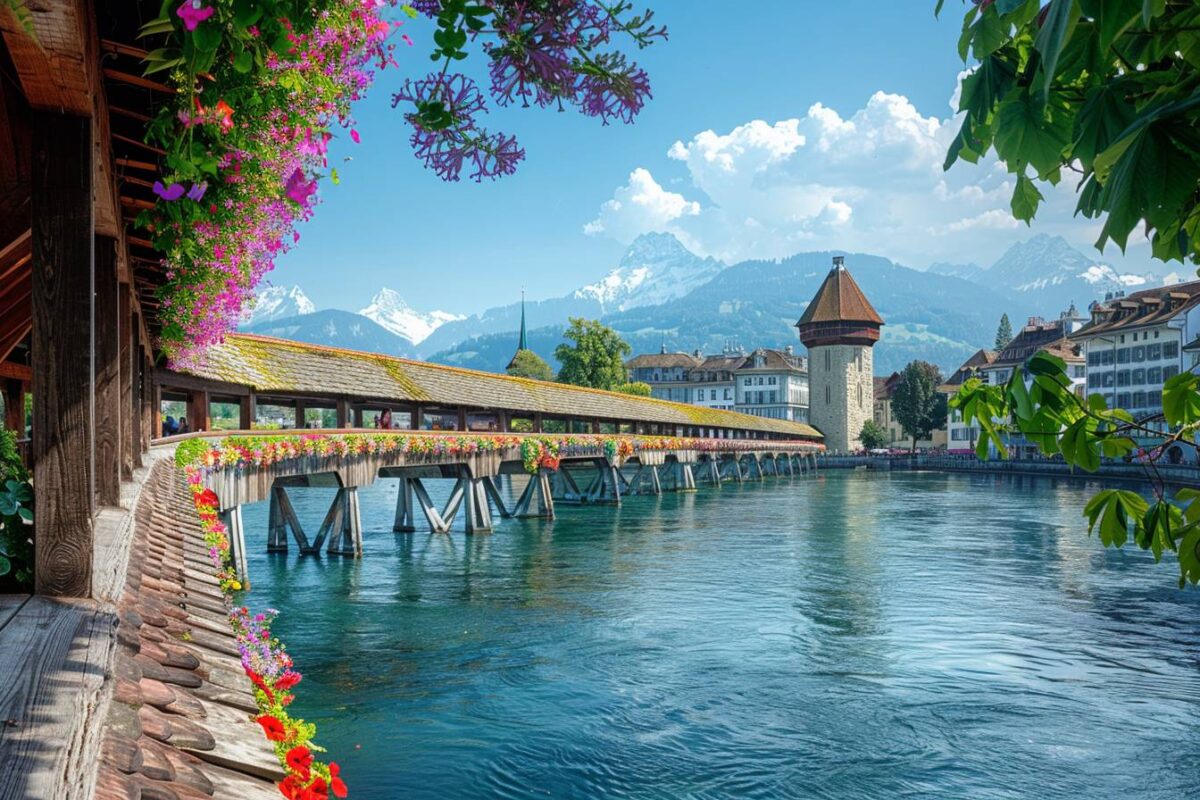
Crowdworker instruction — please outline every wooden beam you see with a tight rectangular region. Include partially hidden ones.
[189,389,210,433]
[100,39,149,59]
[32,111,94,597]
[239,392,255,430]
[0,3,92,115]
[111,133,165,156]
[0,361,31,382]
[101,68,175,95]
[119,196,154,212]
[94,237,120,506]
[3,378,23,434]
[130,311,143,468]
[115,157,157,173]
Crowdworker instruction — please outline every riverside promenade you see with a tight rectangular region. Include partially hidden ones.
[820,454,1200,487]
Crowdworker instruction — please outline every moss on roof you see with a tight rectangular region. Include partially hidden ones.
[184,334,822,440]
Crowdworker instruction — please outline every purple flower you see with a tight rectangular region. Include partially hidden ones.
[187,181,208,202]
[284,168,317,206]
[153,181,186,201]
[577,61,652,124]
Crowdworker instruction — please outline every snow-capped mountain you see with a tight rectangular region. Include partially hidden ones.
[358,288,463,345]
[978,234,1155,311]
[242,285,315,326]
[573,232,724,311]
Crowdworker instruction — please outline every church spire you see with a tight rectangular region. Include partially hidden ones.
[517,288,527,351]
[507,289,528,370]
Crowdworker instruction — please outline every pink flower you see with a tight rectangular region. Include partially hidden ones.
[350,128,360,144]
[284,168,317,207]
[176,0,214,31]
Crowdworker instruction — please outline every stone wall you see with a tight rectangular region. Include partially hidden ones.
[808,344,874,452]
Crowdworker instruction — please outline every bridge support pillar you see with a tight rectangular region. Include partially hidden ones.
[393,478,417,532]
[221,505,249,589]
[706,459,721,486]
[513,470,555,519]
[585,458,622,505]
[464,477,494,534]
[675,462,696,492]
[482,476,512,519]
[410,477,465,533]
[323,487,363,556]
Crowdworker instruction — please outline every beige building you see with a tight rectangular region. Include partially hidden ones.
[796,257,883,452]
[874,372,948,451]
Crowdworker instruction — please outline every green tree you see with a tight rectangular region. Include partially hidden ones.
[859,419,890,450]
[941,0,1200,263]
[507,349,554,382]
[614,381,652,397]
[995,313,1013,350]
[943,1,1200,588]
[891,361,949,452]
[554,318,632,391]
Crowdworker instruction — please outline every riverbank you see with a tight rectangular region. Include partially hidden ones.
[820,454,1200,486]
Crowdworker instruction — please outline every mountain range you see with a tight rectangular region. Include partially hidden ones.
[239,232,1178,376]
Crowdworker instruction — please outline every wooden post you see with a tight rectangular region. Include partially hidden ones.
[335,398,349,429]
[119,284,134,478]
[238,391,254,430]
[294,399,306,430]
[411,405,423,431]
[130,324,143,468]
[457,408,467,431]
[393,477,416,532]
[94,236,121,507]
[4,379,24,435]
[188,389,210,432]
[152,376,162,437]
[32,111,94,597]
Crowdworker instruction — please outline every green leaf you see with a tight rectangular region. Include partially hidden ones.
[1073,83,1137,169]
[1162,372,1200,426]
[1033,0,1079,98]
[0,554,9,577]
[1177,521,1200,586]
[1011,174,1044,222]
[17,507,32,522]
[233,0,263,27]
[1142,0,1165,29]
[959,55,1016,119]
[233,50,253,74]
[138,16,176,37]
[993,92,1072,176]
[972,6,1010,59]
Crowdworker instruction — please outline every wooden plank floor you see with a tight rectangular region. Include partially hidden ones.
[0,594,29,630]
[0,596,117,800]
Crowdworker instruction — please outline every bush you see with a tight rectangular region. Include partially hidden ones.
[0,429,32,591]
[175,437,212,468]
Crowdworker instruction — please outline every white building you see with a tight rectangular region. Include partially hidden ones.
[1072,282,1200,454]
[734,347,810,422]
[979,309,1086,458]
[939,349,998,453]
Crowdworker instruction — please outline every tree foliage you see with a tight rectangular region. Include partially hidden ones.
[941,0,1200,264]
[995,313,1013,350]
[506,349,554,382]
[952,350,1200,586]
[891,361,949,451]
[859,419,891,450]
[555,318,633,391]
[614,381,652,397]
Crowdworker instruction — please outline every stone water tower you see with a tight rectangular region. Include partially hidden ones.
[796,256,884,452]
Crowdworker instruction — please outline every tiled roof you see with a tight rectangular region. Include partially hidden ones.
[1073,280,1200,337]
[993,321,1081,367]
[183,334,822,438]
[735,349,806,372]
[796,265,884,326]
[625,352,704,369]
[941,349,998,389]
[95,464,281,800]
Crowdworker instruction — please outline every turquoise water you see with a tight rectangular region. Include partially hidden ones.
[241,471,1200,799]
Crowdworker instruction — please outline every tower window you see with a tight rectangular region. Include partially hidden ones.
[825,385,830,404]
[858,384,863,408]
[825,350,831,370]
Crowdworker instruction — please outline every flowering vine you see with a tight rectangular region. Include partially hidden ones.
[187,475,346,798]
[176,430,824,477]
[395,0,667,181]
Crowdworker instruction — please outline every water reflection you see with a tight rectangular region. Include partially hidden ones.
[239,471,1200,800]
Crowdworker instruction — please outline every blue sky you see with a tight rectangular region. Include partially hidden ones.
[272,1,1136,316]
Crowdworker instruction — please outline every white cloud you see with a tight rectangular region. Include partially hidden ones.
[584,167,699,240]
[585,88,1120,270]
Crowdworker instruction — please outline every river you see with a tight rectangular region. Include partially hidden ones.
[240,470,1200,799]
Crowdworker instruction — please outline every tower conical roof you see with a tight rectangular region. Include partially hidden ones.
[797,261,883,327]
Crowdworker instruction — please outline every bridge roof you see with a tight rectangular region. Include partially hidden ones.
[181,334,823,439]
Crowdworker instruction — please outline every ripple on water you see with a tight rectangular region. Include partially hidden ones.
[241,471,1200,800]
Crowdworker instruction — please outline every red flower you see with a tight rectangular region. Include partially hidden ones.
[195,488,219,508]
[256,714,288,742]
[329,762,348,799]
[246,669,275,704]
[278,775,304,799]
[285,745,313,780]
[274,671,302,691]
[307,777,329,800]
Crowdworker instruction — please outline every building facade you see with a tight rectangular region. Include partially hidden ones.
[939,348,997,453]
[796,256,883,452]
[1073,282,1200,451]
[980,310,1086,457]
[734,347,810,421]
